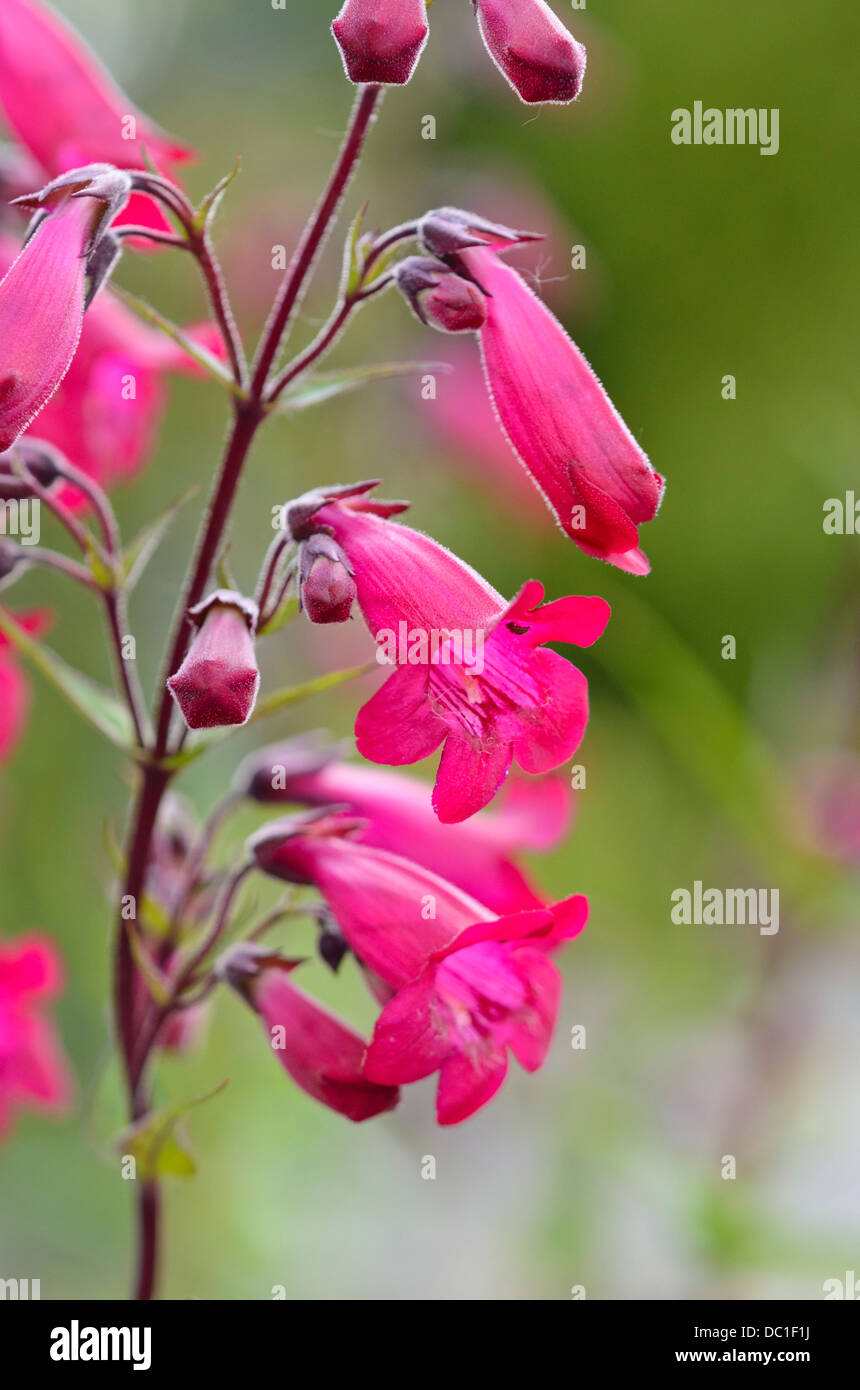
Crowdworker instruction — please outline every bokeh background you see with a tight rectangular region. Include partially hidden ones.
[1,0,858,1299]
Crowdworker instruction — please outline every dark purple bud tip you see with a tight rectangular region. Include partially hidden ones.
[233,731,349,802]
[167,590,260,731]
[248,809,366,884]
[0,439,63,497]
[395,256,487,333]
[13,163,133,254]
[417,206,543,259]
[298,533,356,623]
[215,943,302,1000]
[332,0,429,86]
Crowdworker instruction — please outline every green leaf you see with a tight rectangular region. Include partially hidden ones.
[192,157,241,234]
[258,594,299,637]
[117,1081,229,1182]
[125,922,172,1006]
[249,662,374,724]
[276,360,447,413]
[344,203,368,297]
[0,607,134,748]
[120,487,198,590]
[111,286,239,394]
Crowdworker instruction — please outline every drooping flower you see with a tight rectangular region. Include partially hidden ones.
[220,945,399,1122]
[472,0,587,105]
[459,243,664,573]
[167,591,261,731]
[288,486,609,821]
[249,814,587,1124]
[0,168,130,454]
[0,608,51,764]
[332,0,429,86]
[0,230,223,507]
[0,931,71,1139]
[236,735,573,913]
[0,0,192,233]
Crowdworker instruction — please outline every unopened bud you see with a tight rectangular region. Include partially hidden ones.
[332,0,429,86]
[298,533,356,623]
[167,590,260,730]
[396,256,487,333]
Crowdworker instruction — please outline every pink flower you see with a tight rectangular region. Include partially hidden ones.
[0,931,71,1139]
[473,0,586,105]
[0,608,51,764]
[0,0,192,234]
[167,591,260,731]
[238,737,573,914]
[0,183,121,453]
[461,244,664,573]
[221,948,399,1122]
[332,0,429,86]
[304,490,609,821]
[249,816,587,1123]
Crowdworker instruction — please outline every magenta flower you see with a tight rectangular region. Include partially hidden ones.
[473,0,586,105]
[332,0,429,86]
[460,244,665,573]
[167,591,261,731]
[0,608,51,764]
[0,171,130,454]
[304,489,609,821]
[298,533,357,624]
[238,737,573,914]
[221,947,399,1122]
[250,815,588,1124]
[0,931,71,1139]
[0,0,192,233]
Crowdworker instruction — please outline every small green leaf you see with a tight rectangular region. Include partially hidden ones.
[192,157,241,233]
[120,487,198,590]
[125,922,172,1006]
[0,607,135,748]
[249,662,374,724]
[276,360,447,413]
[117,1081,228,1182]
[111,286,239,394]
[344,203,368,297]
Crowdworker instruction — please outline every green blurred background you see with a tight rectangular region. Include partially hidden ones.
[1,0,858,1299]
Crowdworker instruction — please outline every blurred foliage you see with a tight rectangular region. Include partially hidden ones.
[0,0,858,1299]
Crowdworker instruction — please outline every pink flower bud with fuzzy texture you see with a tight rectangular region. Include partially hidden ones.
[298,533,357,624]
[219,946,399,1122]
[332,0,429,86]
[0,172,128,453]
[396,256,487,334]
[473,0,586,105]
[167,591,260,731]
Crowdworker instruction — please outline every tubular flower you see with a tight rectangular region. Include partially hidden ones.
[0,168,130,453]
[249,814,588,1124]
[303,488,609,821]
[461,243,665,573]
[167,591,261,731]
[332,0,429,86]
[220,946,399,1122]
[236,736,573,913]
[0,0,192,232]
[0,931,71,1139]
[472,0,586,105]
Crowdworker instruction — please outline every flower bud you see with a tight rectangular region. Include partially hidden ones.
[298,532,357,624]
[396,256,487,333]
[0,439,63,498]
[332,0,429,86]
[473,0,586,105]
[167,590,260,731]
[417,206,541,260]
